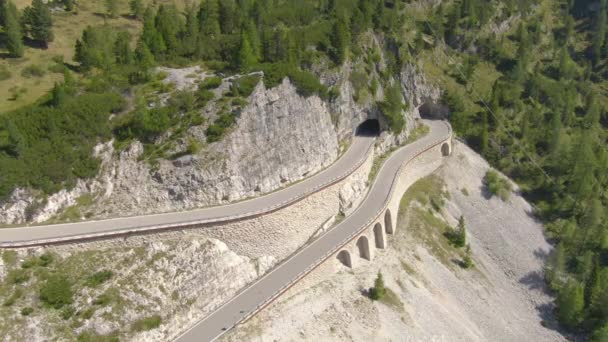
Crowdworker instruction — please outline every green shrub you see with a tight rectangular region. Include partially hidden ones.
[131,315,162,332]
[21,258,37,269]
[186,137,201,154]
[21,64,46,78]
[199,76,222,89]
[196,88,214,106]
[38,253,54,267]
[288,70,328,98]
[483,170,512,201]
[77,331,119,342]
[169,90,196,112]
[3,288,23,306]
[259,63,291,88]
[205,124,224,143]
[21,307,33,316]
[40,274,73,309]
[230,74,261,97]
[86,270,113,287]
[380,84,405,134]
[1,91,126,199]
[350,69,368,102]
[61,305,75,320]
[370,272,386,300]
[445,216,467,248]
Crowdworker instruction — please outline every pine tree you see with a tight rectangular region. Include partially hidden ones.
[0,0,6,27]
[481,110,489,156]
[433,3,445,43]
[549,110,561,154]
[330,18,350,65]
[49,82,66,107]
[114,31,133,65]
[547,241,567,287]
[370,271,386,300]
[129,0,145,20]
[200,0,220,37]
[570,132,596,206]
[181,4,199,56]
[558,46,574,80]
[591,2,606,65]
[219,0,237,34]
[25,0,53,48]
[155,4,182,55]
[244,20,261,61]
[557,280,585,329]
[236,32,256,72]
[512,23,529,83]
[4,1,24,58]
[589,268,608,317]
[141,7,165,57]
[135,40,155,69]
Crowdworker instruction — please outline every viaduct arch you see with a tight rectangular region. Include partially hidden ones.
[335,126,452,270]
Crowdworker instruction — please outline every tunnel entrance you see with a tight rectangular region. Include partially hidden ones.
[355,119,380,137]
[419,102,449,120]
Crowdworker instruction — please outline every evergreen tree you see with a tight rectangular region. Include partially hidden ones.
[330,18,350,65]
[49,82,66,107]
[370,271,386,300]
[512,23,529,83]
[0,0,5,27]
[114,31,133,65]
[569,132,596,205]
[558,45,574,80]
[24,0,53,48]
[236,32,256,72]
[433,3,445,43]
[199,0,220,37]
[591,2,606,65]
[219,0,237,34]
[244,20,261,61]
[549,110,562,154]
[129,0,145,20]
[141,7,165,57]
[135,40,155,69]
[444,3,460,46]
[4,1,24,58]
[181,4,199,57]
[372,0,384,30]
[557,280,585,329]
[154,4,182,55]
[481,110,489,156]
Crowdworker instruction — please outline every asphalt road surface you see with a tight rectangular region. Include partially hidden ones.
[0,126,376,247]
[173,120,451,342]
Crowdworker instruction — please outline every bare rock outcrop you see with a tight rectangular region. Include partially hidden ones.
[0,63,439,224]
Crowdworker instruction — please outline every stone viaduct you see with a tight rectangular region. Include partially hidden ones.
[336,138,451,269]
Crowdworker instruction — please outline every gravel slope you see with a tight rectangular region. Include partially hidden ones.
[222,141,566,342]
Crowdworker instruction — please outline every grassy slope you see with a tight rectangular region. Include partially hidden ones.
[0,0,183,113]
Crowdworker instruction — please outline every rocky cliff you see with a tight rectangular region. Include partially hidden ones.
[0,62,440,224]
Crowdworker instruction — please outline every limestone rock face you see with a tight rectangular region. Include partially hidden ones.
[0,63,439,224]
